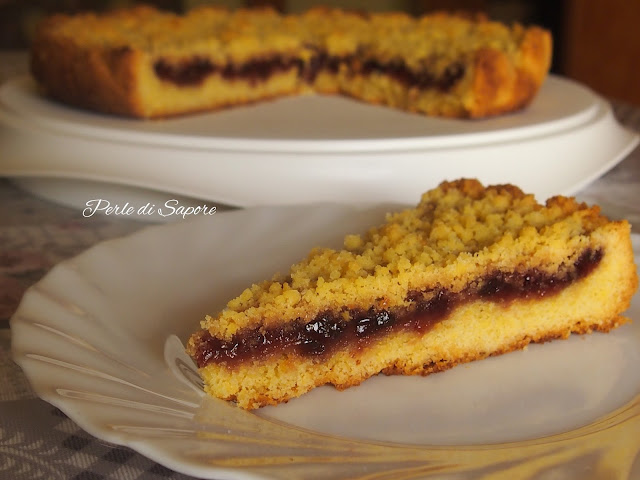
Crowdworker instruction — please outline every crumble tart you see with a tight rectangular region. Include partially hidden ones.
[30,7,551,119]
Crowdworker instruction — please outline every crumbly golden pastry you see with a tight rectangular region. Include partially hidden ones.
[30,6,552,118]
[187,179,638,409]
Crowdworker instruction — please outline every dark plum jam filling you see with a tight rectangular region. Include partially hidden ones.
[193,248,603,368]
[153,51,465,90]
[153,55,302,86]
[154,57,216,86]
[360,58,465,91]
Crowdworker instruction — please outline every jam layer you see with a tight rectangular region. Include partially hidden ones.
[193,248,603,369]
[153,52,465,90]
[153,55,301,86]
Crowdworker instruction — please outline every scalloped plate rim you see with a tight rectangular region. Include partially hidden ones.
[10,204,640,480]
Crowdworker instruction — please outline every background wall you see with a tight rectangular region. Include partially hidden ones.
[562,0,640,107]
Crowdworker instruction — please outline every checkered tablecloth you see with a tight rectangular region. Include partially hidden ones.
[1,50,640,479]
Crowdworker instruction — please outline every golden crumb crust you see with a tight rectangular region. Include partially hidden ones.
[194,179,626,339]
[187,179,637,409]
[30,6,551,118]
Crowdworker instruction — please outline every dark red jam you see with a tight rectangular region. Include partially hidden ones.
[154,55,301,86]
[153,51,465,91]
[360,58,465,91]
[193,248,603,368]
[301,50,345,83]
[154,57,215,86]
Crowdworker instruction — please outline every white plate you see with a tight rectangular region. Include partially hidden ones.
[0,75,637,206]
[0,74,603,150]
[11,205,640,479]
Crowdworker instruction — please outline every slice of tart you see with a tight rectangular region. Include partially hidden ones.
[186,179,637,409]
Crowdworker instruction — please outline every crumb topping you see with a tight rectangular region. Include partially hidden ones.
[200,179,609,339]
[42,6,534,68]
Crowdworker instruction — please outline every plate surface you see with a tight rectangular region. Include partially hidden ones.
[0,75,637,206]
[0,75,600,151]
[11,205,640,479]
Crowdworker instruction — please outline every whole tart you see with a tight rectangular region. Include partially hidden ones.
[30,6,552,118]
